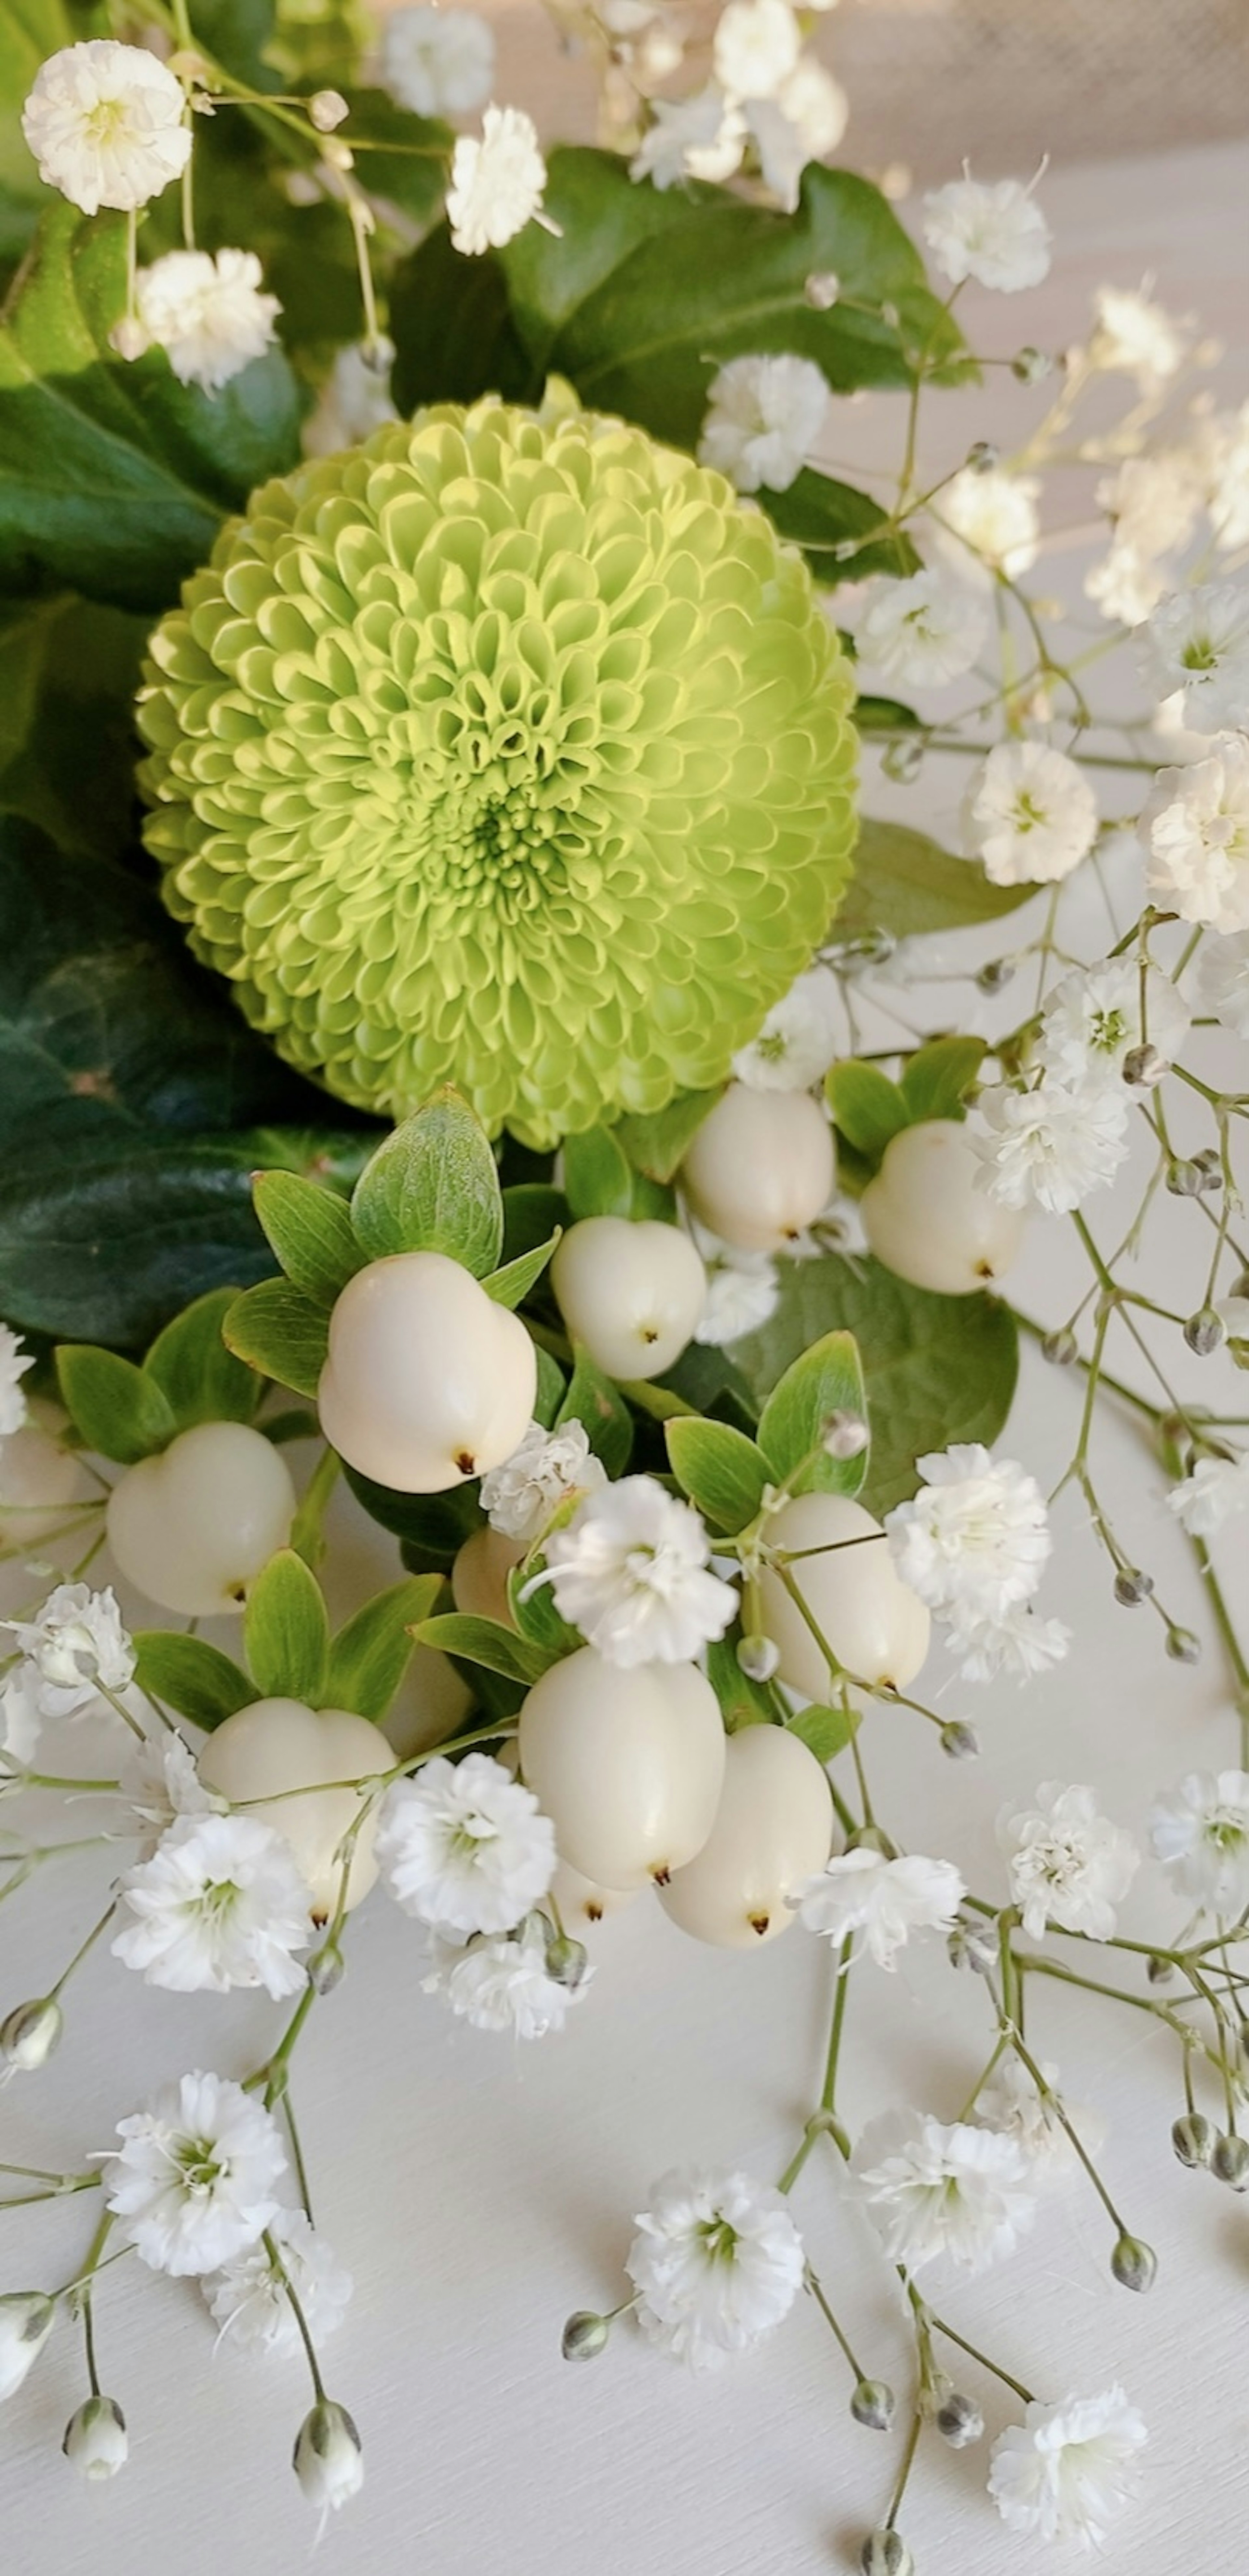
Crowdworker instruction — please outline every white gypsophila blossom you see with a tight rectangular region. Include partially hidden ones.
[112,1812,314,1999]
[921,169,1051,294]
[302,337,398,456]
[712,0,801,102]
[852,2109,1036,2278]
[293,2399,363,2523]
[0,1323,34,1439]
[0,2293,56,2402]
[375,1752,556,1934]
[0,1669,41,1768]
[854,568,988,689]
[885,1445,1050,1620]
[936,466,1041,581]
[1194,927,1249,1034]
[1149,1769,1249,1913]
[942,1599,1071,1684]
[625,2166,805,2371]
[125,1728,223,1857]
[1097,450,1203,564]
[731,966,840,1090]
[629,87,746,190]
[999,1782,1140,1941]
[974,1075,1130,1216]
[539,1475,737,1666]
[974,2054,1102,2186]
[691,1242,780,1347]
[422,1918,590,2037]
[1084,541,1169,629]
[479,1418,607,1543]
[744,60,848,212]
[103,2070,287,2277]
[988,2385,1148,2548]
[204,2206,353,2358]
[697,353,829,496]
[2,1582,134,1717]
[134,249,280,394]
[446,105,547,256]
[797,1848,965,1969]
[1139,738,1249,933]
[1089,284,1186,391]
[961,741,1098,888]
[1138,583,1249,735]
[1039,955,1191,1091]
[379,6,494,117]
[21,40,191,218]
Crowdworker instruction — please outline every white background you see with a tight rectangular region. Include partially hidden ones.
[4,135,1249,2576]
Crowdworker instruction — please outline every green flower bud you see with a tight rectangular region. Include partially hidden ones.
[1172,2111,1215,2168]
[860,2530,914,2575]
[63,2394,128,2480]
[1184,1307,1223,1355]
[936,2391,984,2447]
[1041,1328,1078,1366]
[850,2378,895,2430]
[561,2310,611,2361]
[1165,1627,1202,1666]
[544,1932,590,1991]
[1113,1568,1153,1607]
[1212,2132,1249,2190]
[1110,2233,1157,2292]
[940,1721,979,1760]
[1165,1158,1203,1196]
[0,1996,63,2072]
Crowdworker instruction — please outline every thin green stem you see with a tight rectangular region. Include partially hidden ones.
[263,2227,325,2400]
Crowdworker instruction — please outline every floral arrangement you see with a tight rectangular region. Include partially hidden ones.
[0,0,1247,2564]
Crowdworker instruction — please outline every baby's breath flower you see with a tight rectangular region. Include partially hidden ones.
[855,569,988,690]
[62,2394,128,2480]
[936,465,1041,580]
[423,1919,591,2036]
[539,1477,737,1665]
[690,1234,780,1346]
[1039,955,1191,1089]
[698,353,830,496]
[1194,928,1249,1035]
[746,60,848,212]
[885,1445,1050,1620]
[0,2293,56,2402]
[1088,285,1186,390]
[379,6,494,117]
[731,966,840,1089]
[1138,583,1249,736]
[712,0,801,101]
[375,1754,556,1934]
[479,1419,606,1543]
[293,2398,363,2523]
[205,2207,353,2356]
[103,2071,287,2276]
[1149,1769,1249,1912]
[941,1599,1071,1683]
[797,1849,965,1968]
[1166,1450,1249,1537]
[961,741,1097,886]
[922,168,1051,294]
[112,1812,314,1998]
[974,1075,1130,1215]
[999,1782,1139,1940]
[630,86,746,189]
[988,2385,1148,2545]
[3,1583,134,1719]
[852,2109,1036,2277]
[134,248,280,394]
[1139,738,1249,933]
[626,2166,805,2369]
[447,105,547,256]
[973,2053,1104,2185]
[22,40,190,216]
[0,1324,34,1440]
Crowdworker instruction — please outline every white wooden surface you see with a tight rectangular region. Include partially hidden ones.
[4,136,1248,2576]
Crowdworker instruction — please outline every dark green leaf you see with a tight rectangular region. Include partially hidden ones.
[143,1286,264,1430]
[561,1125,633,1222]
[555,1344,633,1476]
[390,229,540,415]
[664,1416,770,1534]
[761,470,920,587]
[344,1463,484,1563]
[56,1342,176,1464]
[350,1090,503,1275]
[409,1611,551,1687]
[503,1183,568,1261]
[732,1255,1018,1515]
[786,1701,859,1763]
[613,1087,723,1184]
[853,695,920,735]
[757,1328,868,1497]
[244,1545,331,1702]
[325,1573,444,1722]
[252,1169,363,1307]
[0,0,87,266]
[825,1061,910,1161]
[508,1562,581,1660]
[224,1277,330,1401]
[838,819,1039,944]
[0,594,146,861]
[482,1231,560,1311]
[189,0,281,88]
[533,1345,566,1430]
[900,1034,986,1124]
[705,1632,775,1732]
[336,88,450,228]
[133,1629,256,1731]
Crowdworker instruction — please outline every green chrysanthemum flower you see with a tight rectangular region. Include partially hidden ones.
[137,396,857,1146]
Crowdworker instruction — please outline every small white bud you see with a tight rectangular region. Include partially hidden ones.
[1113,1568,1153,1607]
[307,1942,345,1996]
[1165,1626,1202,1666]
[850,2377,895,2430]
[293,2399,363,2517]
[940,1721,979,1761]
[1122,1041,1165,1088]
[736,1632,780,1683]
[309,89,350,132]
[965,439,999,474]
[561,2309,611,2360]
[822,1410,869,1462]
[109,316,149,364]
[1110,2232,1157,2294]
[947,1919,997,1976]
[881,734,924,783]
[860,2531,913,2576]
[1041,1327,1078,1366]
[0,2292,56,2400]
[320,136,355,173]
[805,271,841,310]
[936,2390,984,2447]
[1184,1307,1223,1356]
[1166,1158,1203,1197]
[544,1931,590,1990]
[1011,345,1052,381]
[0,1996,63,2072]
[63,2394,128,2480]
[975,956,1014,995]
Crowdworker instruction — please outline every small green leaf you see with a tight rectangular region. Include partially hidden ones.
[613,1087,723,1184]
[502,1183,568,1261]
[705,1633,775,1732]
[665,1417,770,1534]
[508,1564,581,1660]
[533,1346,566,1430]
[853,696,920,735]
[244,1547,331,1704]
[838,819,1039,944]
[757,1329,868,1498]
[0,595,148,864]
[561,1125,633,1221]
[899,1035,986,1125]
[142,1287,263,1430]
[482,1231,560,1311]
[761,469,920,586]
[350,1089,504,1275]
[56,1343,176,1465]
[556,1345,633,1476]
[252,1169,364,1308]
[343,1464,484,1565]
[409,1612,552,1688]
[325,1574,445,1723]
[133,1630,255,1731]
[786,1702,860,1763]
[224,1278,330,1402]
[825,1062,911,1162]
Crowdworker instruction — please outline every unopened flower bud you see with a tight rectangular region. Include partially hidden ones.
[1113,1568,1153,1607]
[562,2309,611,2361]
[1,1996,63,2072]
[167,48,212,80]
[1041,1328,1078,1367]
[936,2391,984,2447]
[881,735,924,783]
[1184,1306,1223,1356]
[805,270,841,309]
[0,2292,55,2400]
[1212,2132,1249,2190]
[309,88,349,131]
[940,1721,979,1761]
[861,2531,913,2576]
[544,1932,590,1990]
[737,1632,780,1683]
[1172,2110,1216,2168]
[1165,1626,1202,1666]
[947,1918,997,1976]
[1193,1148,1223,1192]
[293,2399,363,2516]
[1011,345,1052,381]
[966,440,999,474]
[109,315,149,363]
[1122,1041,1165,1088]
[879,300,900,331]
[307,1942,345,1996]
[850,2377,895,2430]
[1146,1953,1174,1985]
[822,1409,869,1462]
[975,956,1015,995]
[63,2394,128,2480]
[1165,1158,1203,1196]
[320,135,354,172]
[1110,2232,1157,2293]
[1228,1269,1249,1303]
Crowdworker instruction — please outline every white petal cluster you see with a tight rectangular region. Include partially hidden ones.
[447,105,546,256]
[1149,1768,1249,1912]
[375,1752,556,1932]
[0,1668,40,1768]
[1166,1449,1249,1537]
[479,1418,606,1543]
[103,2071,287,2276]
[1088,285,1186,392]
[921,171,1051,294]
[936,466,1041,581]
[539,1476,737,1666]
[998,1782,1140,1940]
[942,1599,1071,1683]
[712,0,801,99]
[852,2108,1036,2277]
[625,2165,805,2370]
[3,1582,134,1722]
[0,1324,33,1440]
[1039,954,1191,1088]
[854,568,988,690]
[745,60,848,212]
[134,249,280,394]
[293,2399,364,2521]
[885,1444,1060,1685]
[630,87,747,190]
[379,7,495,117]
[988,2385,1148,2546]
[0,2294,56,2402]
[303,338,399,458]
[1139,738,1249,933]
[973,2053,1101,2186]
[690,1229,780,1347]
[974,1074,1130,1216]
[698,354,830,497]
[204,2206,353,2356]
[1138,583,1249,736]
[125,1728,224,1855]
[731,967,840,1091]
[22,40,190,217]
[423,1918,590,2037]
[961,741,1097,887]
[1194,928,1249,1035]
[63,2394,128,2481]
[797,1847,965,1968]
[113,1812,314,1998]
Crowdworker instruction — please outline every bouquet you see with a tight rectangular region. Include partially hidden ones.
[1,0,1246,2560]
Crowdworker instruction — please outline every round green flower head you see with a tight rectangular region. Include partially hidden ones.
[138,395,857,1145]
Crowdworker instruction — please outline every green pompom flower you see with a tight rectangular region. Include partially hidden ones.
[138,397,857,1146]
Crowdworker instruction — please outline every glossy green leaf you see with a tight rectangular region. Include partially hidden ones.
[325,1573,444,1722]
[0,595,146,862]
[612,1087,723,1184]
[899,1034,986,1124]
[561,1125,633,1222]
[142,1286,264,1430]
[555,1344,633,1476]
[786,1701,860,1763]
[664,1416,770,1534]
[133,1629,256,1731]
[252,1169,364,1308]
[853,695,921,736]
[389,230,540,415]
[335,88,451,227]
[408,1612,552,1688]
[350,1090,503,1275]
[244,1546,331,1703]
[825,1062,910,1161]
[0,0,85,264]
[761,469,920,587]
[508,1562,581,1660]
[502,1183,568,1262]
[343,1464,483,1564]
[757,1328,868,1497]
[224,1277,330,1402]
[55,1342,176,1465]
[838,819,1039,944]
[533,1345,566,1430]
[705,1632,775,1732]
[482,1231,560,1311]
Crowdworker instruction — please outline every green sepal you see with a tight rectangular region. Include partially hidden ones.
[324,1574,445,1724]
[757,1329,868,1498]
[244,1547,331,1704]
[408,1612,552,1688]
[555,1344,633,1476]
[224,1278,330,1401]
[133,1630,255,1732]
[55,1344,176,1465]
[664,1416,771,1535]
[252,1169,364,1307]
[481,1232,560,1310]
[142,1288,264,1431]
[349,1090,503,1275]
[561,1124,633,1221]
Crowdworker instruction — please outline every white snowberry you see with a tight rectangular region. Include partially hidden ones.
[0,1399,84,1544]
[317,1251,537,1492]
[759,1493,931,1694]
[197,1698,393,1919]
[658,1724,833,1946]
[549,1856,640,1926]
[106,1420,296,1616]
[550,1217,706,1381]
[680,1085,835,1253]
[859,1121,1025,1295]
[518,1646,726,1889]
